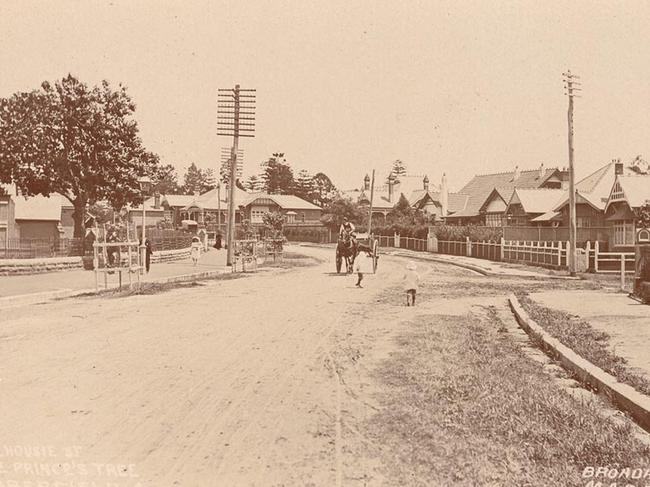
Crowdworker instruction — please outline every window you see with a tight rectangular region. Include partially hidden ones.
[577,217,591,228]
[301,213,305,223]
[614,220,635,246]
[485,213,503,227]
[0,202,7,222]
[251,210,265,223]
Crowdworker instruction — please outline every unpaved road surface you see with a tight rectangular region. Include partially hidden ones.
[1,246,472,486]
[0,245,618,486]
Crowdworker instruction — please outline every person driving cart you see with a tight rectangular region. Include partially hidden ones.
[339,217,356,239]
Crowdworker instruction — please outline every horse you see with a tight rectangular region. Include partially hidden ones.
[336,231,358,273]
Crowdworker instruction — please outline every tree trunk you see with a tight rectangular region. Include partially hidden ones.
[72,198,86,238]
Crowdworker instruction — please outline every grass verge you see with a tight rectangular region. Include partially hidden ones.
[363,312,650,486]
[518,294,650,397]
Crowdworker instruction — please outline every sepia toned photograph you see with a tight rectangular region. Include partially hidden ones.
[1,1,650,486]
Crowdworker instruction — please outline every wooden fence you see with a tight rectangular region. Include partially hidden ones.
[374,232,635,275]
[0,238,84,259]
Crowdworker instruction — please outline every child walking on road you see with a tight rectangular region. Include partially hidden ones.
[191,236,202,266]
[404,261,420,306]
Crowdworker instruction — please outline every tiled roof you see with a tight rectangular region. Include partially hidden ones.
[555,162,634,212]
[13,195,63,221]
[197,187,249,209]
[451,167,560,218]
[241,193,321,210]
[530,210,561,222]
[163,195,196,207]
[508,188,566,214]
[617,175,650,208]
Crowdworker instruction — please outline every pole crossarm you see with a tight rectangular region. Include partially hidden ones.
[217,84,256,266]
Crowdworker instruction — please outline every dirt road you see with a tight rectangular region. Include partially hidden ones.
[0,246,471,486]
[3,245,640,486]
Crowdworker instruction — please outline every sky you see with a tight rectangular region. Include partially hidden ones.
[1,0,649,192]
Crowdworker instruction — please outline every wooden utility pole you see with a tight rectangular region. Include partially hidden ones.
[563,70,581,276]
[367,170,376,236]
[217,85,256,266]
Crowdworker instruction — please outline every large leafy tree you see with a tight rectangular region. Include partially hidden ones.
[261,153,294,194]
[636,202,650,228]
[387,193,426,226]
[321,197,366,231]
[182,163,216,194]
[153,163,181,195]
[0,74,160,237]
[311,172,337,207]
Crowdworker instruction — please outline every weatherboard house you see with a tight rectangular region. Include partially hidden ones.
[446,164,568,226]
[343,172,467,223]
[239,193,323,225]
[0,185,75,243]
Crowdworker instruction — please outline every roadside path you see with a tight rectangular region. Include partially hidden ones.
[529,290,650,379]
[0,248,227,299]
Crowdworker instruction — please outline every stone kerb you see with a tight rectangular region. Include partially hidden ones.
[151,247,191,263]
[508,293,650,433]
[0,256,83,275]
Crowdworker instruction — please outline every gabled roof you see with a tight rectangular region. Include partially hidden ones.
[163,195,196,207]
[616,175,650,208]
[13,194,63,221]
[451,167,561,218]
[478,187,513,213]
[241,193,321,210]
[530,210,561,222]
[507,188,566,214]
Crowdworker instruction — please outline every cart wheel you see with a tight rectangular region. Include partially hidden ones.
[336,250,342,273]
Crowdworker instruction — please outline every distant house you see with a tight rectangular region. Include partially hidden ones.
[126,186,249,231]
[604,174,650,248]
[549,161,624,229]
[504,188,566,226]
[0,186,75,242]
[240,193,322,225]
[343,172,467,224]
[446,165,568,225]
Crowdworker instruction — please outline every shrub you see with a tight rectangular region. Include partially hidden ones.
[430,224,503,242]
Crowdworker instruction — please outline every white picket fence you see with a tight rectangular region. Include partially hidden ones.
[377,232,635,276]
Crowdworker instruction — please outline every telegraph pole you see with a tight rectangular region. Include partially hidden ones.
[367,170,376,236]
[563,70,581,276]
[217,85,256,266]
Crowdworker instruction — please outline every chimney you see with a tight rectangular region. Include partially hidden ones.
[538,163,544,180]
[364,174,370,191]
[513,165,521,181]
[614,158,624,175]
[440,173,448,217]
[423,175,429,191]
[388,172,396,202]
[154,192,161,209]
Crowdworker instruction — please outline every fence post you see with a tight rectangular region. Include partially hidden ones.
[557,241,563,267]
[594,241,599,273]
[620,254,626,291]
[585,241,591,271]
[427,234,438,253]
[565,240,570,268]
[394,232,399,248]
[466,237,471,257]
[500,237,505,261]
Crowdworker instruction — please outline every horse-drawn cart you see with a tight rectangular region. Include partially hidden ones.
[335,232,379,274]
